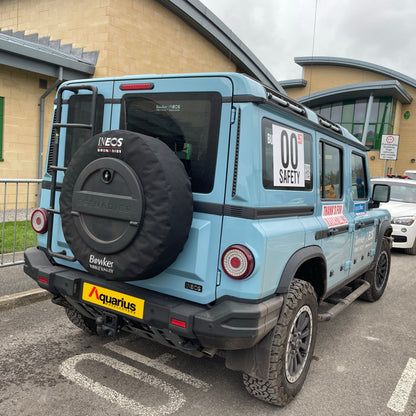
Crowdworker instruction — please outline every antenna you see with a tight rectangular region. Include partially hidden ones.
[308,0,319,100]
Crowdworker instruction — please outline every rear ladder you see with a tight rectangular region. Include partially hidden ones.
[46,84,99,262]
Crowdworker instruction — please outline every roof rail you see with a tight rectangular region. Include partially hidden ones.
[317,115,342,134]
[266,90,306,117]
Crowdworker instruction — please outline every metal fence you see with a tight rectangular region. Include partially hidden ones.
[0,179,42,267]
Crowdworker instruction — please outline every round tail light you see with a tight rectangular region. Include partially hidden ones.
[221,245,255,279]
[31,208,49,234]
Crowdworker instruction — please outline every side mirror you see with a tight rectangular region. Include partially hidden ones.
[369,184,390,208]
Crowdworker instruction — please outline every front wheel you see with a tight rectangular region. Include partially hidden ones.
[243,279,318,406]
[360,237,391,302]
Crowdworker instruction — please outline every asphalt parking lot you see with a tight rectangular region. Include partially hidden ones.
[0,250,415,416]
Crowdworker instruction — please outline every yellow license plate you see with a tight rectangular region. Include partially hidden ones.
[82,282,144,319]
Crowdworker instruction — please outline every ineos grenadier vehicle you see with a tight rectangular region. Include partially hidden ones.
[25,73,392,406]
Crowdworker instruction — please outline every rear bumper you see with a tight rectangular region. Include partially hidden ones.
[24,247,283,351]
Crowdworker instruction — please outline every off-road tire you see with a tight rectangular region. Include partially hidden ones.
[360,237,390,301]
[65,306,98,335]
[243,279,318,406]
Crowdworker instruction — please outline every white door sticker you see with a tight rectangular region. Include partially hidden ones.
[272,125,305,187]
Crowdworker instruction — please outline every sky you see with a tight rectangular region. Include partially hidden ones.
[199,0,416,82]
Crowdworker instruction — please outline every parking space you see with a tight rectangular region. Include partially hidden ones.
[0,250,415,415]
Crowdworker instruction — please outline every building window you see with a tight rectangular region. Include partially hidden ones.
[0,97,3,161]
[312,97,395,151]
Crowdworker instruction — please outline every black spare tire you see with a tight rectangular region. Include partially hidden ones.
[59,130,193,281]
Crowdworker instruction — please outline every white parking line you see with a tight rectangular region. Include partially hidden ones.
[60,353,185,415]
[104,341,212,392]
[387,358,416,413]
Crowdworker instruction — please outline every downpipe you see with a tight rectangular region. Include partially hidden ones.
[38,66,63,205]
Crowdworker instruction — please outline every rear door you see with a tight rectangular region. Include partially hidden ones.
[111,75,233,304]
[316,137,354,291]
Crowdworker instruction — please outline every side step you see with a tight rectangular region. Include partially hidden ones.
[318,280,370,322]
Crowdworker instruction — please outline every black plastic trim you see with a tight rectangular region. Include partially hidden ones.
[276,245,326,295]
[315,224,349,240]
[355,219,374,230]
[193,201,314,219]
[23,247,283,350]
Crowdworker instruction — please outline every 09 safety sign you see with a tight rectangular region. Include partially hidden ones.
[272,125,305,187]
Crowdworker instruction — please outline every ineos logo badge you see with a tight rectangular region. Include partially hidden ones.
[97,137,124,154]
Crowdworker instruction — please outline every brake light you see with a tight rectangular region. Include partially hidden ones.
[171,318,187,328]
[221,245,255,279]
[31,208,49,234]
[120,83,154,91]
[387,174,408,179]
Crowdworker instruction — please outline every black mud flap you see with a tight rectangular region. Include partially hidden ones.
[224,328,275,380]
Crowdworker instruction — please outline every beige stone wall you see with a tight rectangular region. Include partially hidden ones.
[0,0,237,208]
[0,0,235,78]
[0,66,55,208]
[286,65,416,177]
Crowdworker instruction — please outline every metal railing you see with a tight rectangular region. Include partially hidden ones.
[0,179,42,267]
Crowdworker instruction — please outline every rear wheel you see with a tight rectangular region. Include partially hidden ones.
[65,307,98,335]
[360,237,390,302]
[243,279,318,406]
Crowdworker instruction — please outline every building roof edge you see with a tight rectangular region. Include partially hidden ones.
[157,0,285,93]
[296,80,412,107]
[295,56,416,90]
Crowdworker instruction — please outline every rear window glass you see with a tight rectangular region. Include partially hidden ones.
[121,92,221,194]
[262,118,313,190]
[64,94,104,166]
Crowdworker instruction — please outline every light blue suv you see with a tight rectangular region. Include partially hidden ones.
[24,73,392,406]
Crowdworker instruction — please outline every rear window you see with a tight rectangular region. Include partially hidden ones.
[64,94,104,166]
[262,118,313,190]
[121,92,222,194]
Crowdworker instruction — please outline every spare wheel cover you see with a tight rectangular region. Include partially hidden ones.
[59,130,193,281]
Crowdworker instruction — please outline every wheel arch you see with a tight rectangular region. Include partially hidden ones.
[276,245,327,301]
[372,220,393,268]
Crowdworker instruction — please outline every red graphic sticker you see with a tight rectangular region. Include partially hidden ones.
[322,204,348,227]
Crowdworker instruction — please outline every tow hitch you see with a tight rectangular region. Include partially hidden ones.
[96,311,120,336]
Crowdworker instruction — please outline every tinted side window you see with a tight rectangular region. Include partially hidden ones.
[320,142,342,199]
[64,94,104,166]
[262,118,313,190]
[121,93,221,194]
[351,153,368,200]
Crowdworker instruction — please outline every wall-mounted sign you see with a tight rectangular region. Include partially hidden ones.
[404,111,411,120]
[380,134,399,160]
